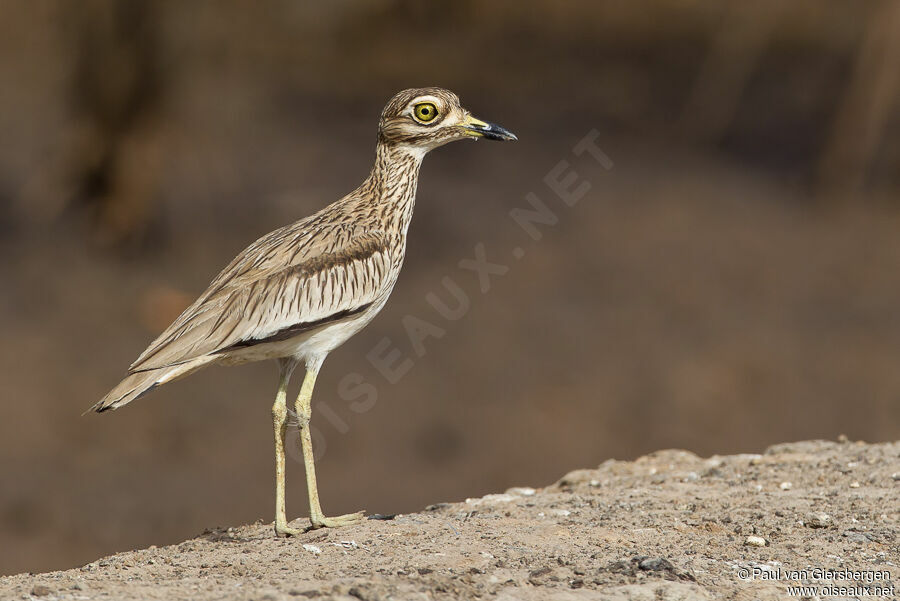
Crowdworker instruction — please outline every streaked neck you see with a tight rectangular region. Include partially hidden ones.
[367,142,426,235]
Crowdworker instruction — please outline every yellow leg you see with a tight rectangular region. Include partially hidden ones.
[295,360,365,529]
[272,358,300,537]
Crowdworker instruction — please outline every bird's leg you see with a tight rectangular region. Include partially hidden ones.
[272,358,300,537]
[295,362,365,529]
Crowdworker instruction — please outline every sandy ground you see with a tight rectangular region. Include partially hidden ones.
[1,439,897,600]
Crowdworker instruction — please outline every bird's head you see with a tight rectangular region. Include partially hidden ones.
[377,87,517,155]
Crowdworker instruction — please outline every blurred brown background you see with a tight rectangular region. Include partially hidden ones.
[1,0,899,576]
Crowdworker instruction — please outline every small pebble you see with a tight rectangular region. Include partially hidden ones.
[638,557,673,571]
[891,472,900,481]
[805,512,832,528]
[466,493,517,505]
[779,482,792,490]
[31,585,51,597]
[745,535,767,547]
[843,531,870,544]
[301,544,322,555]
[849,481,860,488]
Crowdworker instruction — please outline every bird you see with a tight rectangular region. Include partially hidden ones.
[91,87,516,536]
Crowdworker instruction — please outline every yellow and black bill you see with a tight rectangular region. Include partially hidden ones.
[460,114,518,141]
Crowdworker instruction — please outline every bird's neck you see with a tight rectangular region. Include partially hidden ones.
[364,142,425,237]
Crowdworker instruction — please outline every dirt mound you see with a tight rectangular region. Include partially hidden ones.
[2,439,896,600]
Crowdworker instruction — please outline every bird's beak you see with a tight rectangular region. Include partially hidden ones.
[460,114,518,141]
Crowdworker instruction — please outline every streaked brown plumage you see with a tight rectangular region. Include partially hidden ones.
[92,87,516,535]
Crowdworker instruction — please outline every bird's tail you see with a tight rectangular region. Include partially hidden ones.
[89,357,215,413]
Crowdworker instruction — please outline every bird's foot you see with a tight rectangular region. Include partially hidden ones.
[274,522,303,537]
[309,510,366,529]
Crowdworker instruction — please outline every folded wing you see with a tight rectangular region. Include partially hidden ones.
[129,227,391,372]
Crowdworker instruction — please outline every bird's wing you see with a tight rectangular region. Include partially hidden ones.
[128,226,392,372]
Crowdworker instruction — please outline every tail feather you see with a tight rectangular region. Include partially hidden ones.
[90,357,215,413]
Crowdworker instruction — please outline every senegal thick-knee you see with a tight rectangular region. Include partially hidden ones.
[92,88,516,536]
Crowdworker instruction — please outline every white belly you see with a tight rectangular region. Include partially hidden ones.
[218,295,388,367]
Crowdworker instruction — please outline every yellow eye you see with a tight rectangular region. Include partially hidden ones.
[413,102,438,123]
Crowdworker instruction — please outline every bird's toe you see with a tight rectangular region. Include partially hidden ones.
[309,510,366,529]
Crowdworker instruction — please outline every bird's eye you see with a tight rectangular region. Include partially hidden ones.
[413,102,439,123]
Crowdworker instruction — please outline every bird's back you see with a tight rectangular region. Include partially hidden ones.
[136,191,399,367]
